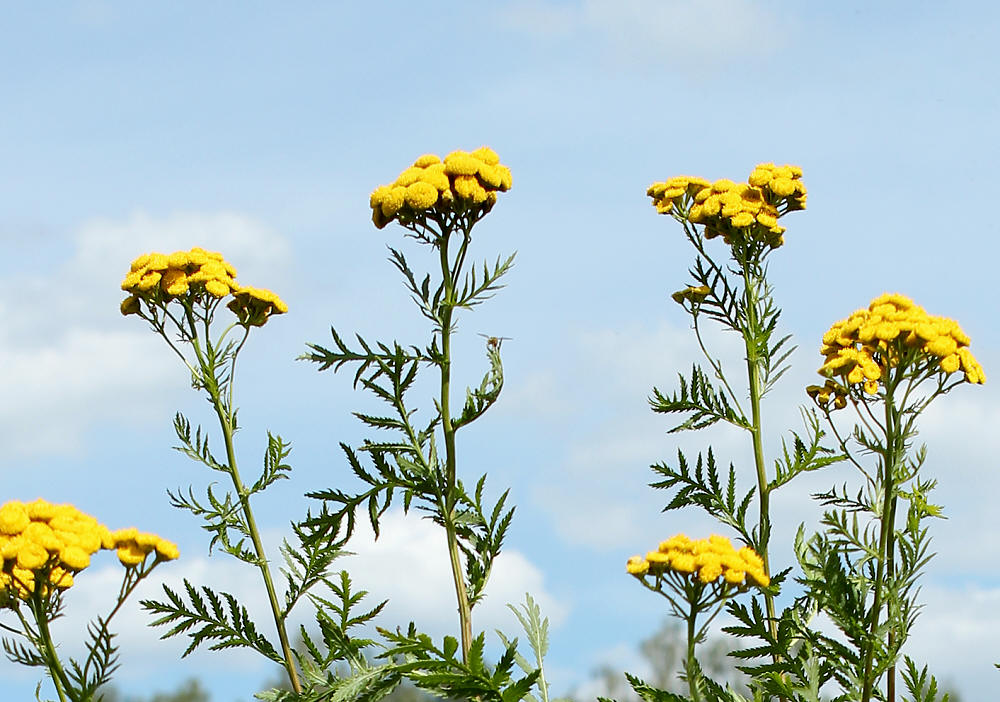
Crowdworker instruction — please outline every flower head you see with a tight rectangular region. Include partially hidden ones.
[626,533,770,590]
[816,293,985,401]
[122,247,238,304]
[648,163,805,249]
[671,285,711,305]
[370,147,512,229]
[227,286,289,328]
[0,499,178,604]
[120,248,287,327]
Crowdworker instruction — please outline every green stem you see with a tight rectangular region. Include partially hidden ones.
[740,258,779,653]
[860,380,902,702]
[29,594,72,702]
[211,393,301,694]
[438,227,474,663]
[685,602,702,702]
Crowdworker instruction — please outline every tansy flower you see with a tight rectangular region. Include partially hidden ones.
[369,147,512,229]
[0,498,179,604]
[120,248,287,327]
[227,286,289,327]
[815,293,985,401]
[671,285,711,305]
[627,533,770,590]
[648,163,805,248]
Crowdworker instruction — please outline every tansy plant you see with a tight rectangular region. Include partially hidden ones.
[0,498,178,702]
[119,247,319,695]
[627,166,981,702]
[779,293,984,702]
[298,147,552,702]
[625,164,839,700]
[626,535,770,701]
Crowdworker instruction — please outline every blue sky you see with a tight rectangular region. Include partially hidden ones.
[2,2,999,699]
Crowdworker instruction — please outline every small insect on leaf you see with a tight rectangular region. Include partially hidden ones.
[478,333,512,350]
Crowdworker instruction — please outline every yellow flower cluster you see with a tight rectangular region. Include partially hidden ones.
[671,284,711,305]
[120,248,287,326]
[122,247,238,301]
[805,379,849,410]
[647,177,711,215]
[815,293,985,401]
[108,527,180,567]
[647,164,806,248]
[369,147,513,229]
[626,533,770,588]
[0,499,178,602]
[227,285,289,327]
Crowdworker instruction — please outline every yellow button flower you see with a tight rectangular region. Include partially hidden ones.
[816,293,985,397]
[627,533,768,591]
[369,147,512,230]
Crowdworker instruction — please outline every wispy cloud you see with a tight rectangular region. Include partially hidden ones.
[345,507,568,637]
[498,0,789,66]
[0,210,291,457]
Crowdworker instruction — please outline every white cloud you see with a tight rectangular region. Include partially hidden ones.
[529,320,751,549]
[499,0,788,66]
[75,210,291,286]
[0,210,291,457]
[345,508,568,640]
[0,328,173,455]
[497,1,580,39]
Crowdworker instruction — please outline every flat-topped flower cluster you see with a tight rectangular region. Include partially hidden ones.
[811,293,985,405]
[120,247,287,327]
[627,533,769,589]
[0,499,178,603]
[647,163,806,248]
[369,147,512,229]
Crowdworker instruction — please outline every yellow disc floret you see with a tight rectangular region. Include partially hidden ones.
[815,293,985,405]
[369,147,512,230]
[626,533,770,590]
[647,163,805,249]
[226,285,289,327]
[120,247,287,327]
[0,499,179,604]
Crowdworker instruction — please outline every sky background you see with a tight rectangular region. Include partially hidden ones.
[2,1,999,699]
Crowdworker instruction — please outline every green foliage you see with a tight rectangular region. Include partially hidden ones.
[769,410,843,492]
[650,365,749,433]
[301,196,519,672]
[376,626,539,702]
[900,657,952,702]
[100,678,210,702]
[631,169,967,702]
[0,562,176,702]
[651,448,756,548]
[142,580,282,661]
[496,593,570,702]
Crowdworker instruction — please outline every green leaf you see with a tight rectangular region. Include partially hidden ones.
[650,364,750,432]
[141,580,282,662]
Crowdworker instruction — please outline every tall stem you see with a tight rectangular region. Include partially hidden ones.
[685,605,703,702]
[860,381,902,702]
[741,260,778,651]
[438,231,474,662]
[30,596,71,702]
[212,394,301,694]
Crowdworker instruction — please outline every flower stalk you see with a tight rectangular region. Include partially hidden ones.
[119,247,298,691]
[437,228,475,661]
[303,147,515,673]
